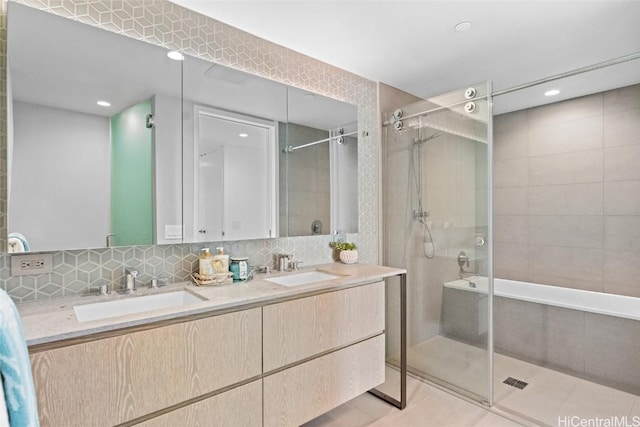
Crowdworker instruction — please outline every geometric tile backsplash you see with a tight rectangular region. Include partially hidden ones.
[0,0,380,302]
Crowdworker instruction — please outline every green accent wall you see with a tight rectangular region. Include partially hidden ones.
[110,99,153,246]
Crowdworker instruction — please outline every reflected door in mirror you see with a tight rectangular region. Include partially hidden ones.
[193,107,277,241]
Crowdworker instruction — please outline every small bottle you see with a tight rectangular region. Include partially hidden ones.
[212,246,230,273]
[199,248,215,278]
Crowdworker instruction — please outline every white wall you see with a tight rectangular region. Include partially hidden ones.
[331,133,358,234]
[224,141,271,240]
[7,61,13,205]
[153,94,183,244]
[9,102,110,251]
[182,99,196,243]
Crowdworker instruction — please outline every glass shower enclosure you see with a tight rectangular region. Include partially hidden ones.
[382,82,493,404]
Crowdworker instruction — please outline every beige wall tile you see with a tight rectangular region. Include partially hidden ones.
[604,180,640,215]
[494,109,529,134]
[494,158,528,188]
[494,215,528,244]
[543,306,586,374]
[492,85,640,298]
[288,166,317,192]
[494,242,528,281]
[529,216,603,249]
[604,249,640,290]
[604,145,640,181]
[528,150,602,186]
[604,108,640,148]
[603,282,640,298]
[527,93,602,127]
[526,272,604,292]
[493,130,528,160]
[528,245,603,283]
[528,115,603,157]
[604,216,640,253]
[316,144,330,170]
[494,187,528,215]
[529,183,603,216]
[475,188,489,226]
[289,191,317,216]
[317,169,330,193]
[603,83,640,114]
[317,192,330,215]
[426,186,457,221]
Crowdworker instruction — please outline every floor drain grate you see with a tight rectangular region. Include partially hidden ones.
[503,377,528,389]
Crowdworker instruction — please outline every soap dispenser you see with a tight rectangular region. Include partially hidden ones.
[199,248,215,279]
[212,246,230,273]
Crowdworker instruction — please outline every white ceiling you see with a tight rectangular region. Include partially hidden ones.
[170,1,640,113]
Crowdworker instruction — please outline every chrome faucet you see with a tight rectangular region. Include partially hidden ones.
[457,251,470,270]
[149,278,167,289]
[124,269,138,293]
[457,251,478,287]
[278,254,293,272]
[87,283,111,296]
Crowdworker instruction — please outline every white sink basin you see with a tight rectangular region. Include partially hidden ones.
[265,271,341,287]
[74,290,206,323]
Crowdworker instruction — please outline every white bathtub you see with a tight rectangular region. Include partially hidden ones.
[444,276,640,322]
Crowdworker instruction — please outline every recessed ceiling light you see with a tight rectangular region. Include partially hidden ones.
[167,51,185,61]
[97,100,111,107]
[239,133,248,138]
[545,89,560,97]
[454,21,472,32]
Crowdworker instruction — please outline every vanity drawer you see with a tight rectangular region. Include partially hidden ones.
[263,334,385,427]
[263,281,385,371]
[30,308,262,426]
[137,380,262,427]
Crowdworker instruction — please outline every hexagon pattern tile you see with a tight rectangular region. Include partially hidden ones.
[0,0,379,302]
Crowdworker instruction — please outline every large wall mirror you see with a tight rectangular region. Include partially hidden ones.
[7,2,183,252]
[6,1,358,253]
[283,88,358,237]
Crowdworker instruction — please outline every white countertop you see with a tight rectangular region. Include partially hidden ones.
[18,263,405,347]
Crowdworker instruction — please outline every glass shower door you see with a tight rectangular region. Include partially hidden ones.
[383,82,493,404]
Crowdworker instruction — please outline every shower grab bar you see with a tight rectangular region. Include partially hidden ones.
[283,130,358,153]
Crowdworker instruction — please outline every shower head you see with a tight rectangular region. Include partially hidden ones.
[412,131,443,146]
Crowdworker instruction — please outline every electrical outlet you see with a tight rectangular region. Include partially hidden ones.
[11,253,53,276]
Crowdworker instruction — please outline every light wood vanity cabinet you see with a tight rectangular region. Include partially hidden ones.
[29,281,387,426]
[30,308,262,427]
[137,380,263,427]
[262,281,385,426]
[263,281,385,371]
[264,335,385,427]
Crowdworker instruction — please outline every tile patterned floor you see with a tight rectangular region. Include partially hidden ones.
[303,336,640,426]
[494,351,640,426]
[302,367,522,427]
